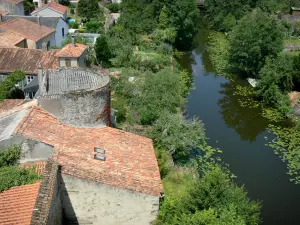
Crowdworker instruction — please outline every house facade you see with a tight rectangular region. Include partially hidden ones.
[0,0,24,15]
[31,2,68,20]
[1,15,69,47]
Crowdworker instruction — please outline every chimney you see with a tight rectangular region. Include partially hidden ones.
[41,42,48,51]
[71,35,76,47]
[37,16,41,25]
[38,63,45,96]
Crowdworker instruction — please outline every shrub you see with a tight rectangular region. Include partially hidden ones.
[68,21,79,29]
[0,145,21,167]
[107,3,121,12]
[0,70,25,101]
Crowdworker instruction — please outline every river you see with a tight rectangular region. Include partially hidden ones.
[181,23,300,225]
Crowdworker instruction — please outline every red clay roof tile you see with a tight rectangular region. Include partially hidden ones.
[0,9,9,15]
[15,106,163,197]
[0,182,40,225]
[0,18,55,42]
[0,30,25,47]
[32,2,68,14]
[0,48,59,74]
[20,161,47,176]
[55,43,88,58]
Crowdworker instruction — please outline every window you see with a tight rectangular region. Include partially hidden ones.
[47,41,50,49]
[62,28,65,37]
[65,58,71,67]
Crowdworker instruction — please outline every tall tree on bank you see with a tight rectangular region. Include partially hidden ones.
[204,0,251,31]
[77,0,100,19]
[228,8,284,76]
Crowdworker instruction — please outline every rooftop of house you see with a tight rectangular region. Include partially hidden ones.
[0,99,37,142]
[291,7,300,11]
[0,30,25,48]
[0,182,40,225]
[32,2,68,15]
[5,0,23,5]
[14,106,163,197]
[38,68,109,98]
[0,9,9,15]
[55,43,88,58]
[20,160,47,175]
[0,48,58,75]
[0,18,55,42]
[1,15,62,29]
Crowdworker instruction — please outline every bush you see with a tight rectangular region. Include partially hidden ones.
[77,0,100,19]
[68,21,79,29]
[0,166,41,192]
[107,3,121,12]
[0,70,25,101]
[86,20,104,33]
[0,145,21,167]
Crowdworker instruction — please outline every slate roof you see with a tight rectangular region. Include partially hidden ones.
[0,30,25,47]
[55,43,88,58]
[32,2,68,14]
[24,76,39,93]
[0,18,55,42]
[14,106,163,197]
[0,182,40,225]
[39,68,109,98]
[0,48,58,74]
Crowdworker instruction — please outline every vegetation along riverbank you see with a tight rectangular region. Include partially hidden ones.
[205,0,300,185]
[89,0,262,224]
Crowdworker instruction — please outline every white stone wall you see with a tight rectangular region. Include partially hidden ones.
[54,18,69,47]
[61,175,160,225]
[31,8,65,19]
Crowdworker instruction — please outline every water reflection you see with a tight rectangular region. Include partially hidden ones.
[218,80,269,141]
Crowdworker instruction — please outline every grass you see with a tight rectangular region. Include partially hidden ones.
[162,167,196,198]
[283,38,300,45]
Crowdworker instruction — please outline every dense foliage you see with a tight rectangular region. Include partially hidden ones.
[228,9,284,76]
[77,0,100,19]
[0,70,25,101]
[0,145,40,192]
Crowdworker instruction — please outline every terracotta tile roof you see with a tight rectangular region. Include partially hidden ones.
[0,182,40,225]
[20,160,47,176]
[32,2,68,14]
[0,18,55,42]
[0,99,24,114]
[0,30,25,47]
[55,43,88,58]
[0,48,58,74]
[0,9,9,15]
[0,99,37,119]
[15,107,163,197]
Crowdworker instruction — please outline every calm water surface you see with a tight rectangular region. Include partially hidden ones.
[181,25,300,225]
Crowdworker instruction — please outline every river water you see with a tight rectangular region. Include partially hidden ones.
[181,24,300,225]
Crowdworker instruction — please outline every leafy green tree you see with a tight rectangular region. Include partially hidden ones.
[159,5,169,29]
[229,8,284,76]
[0,70,25,101]
[157,165,261,225]
[205,0,251,31]
[95,36,112,67]
[86,20,104,33]
[0,145,21,167]
[77,0,100,19]
[149,112,204,159]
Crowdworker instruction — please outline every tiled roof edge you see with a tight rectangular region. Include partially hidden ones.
[30,159,60,225]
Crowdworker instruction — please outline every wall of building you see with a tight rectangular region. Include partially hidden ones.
[55,18,68,47]
[30,159,63,225]
[15,39,27,48]
[36,33,56,49]
[78,50,87,68]
[38,86,110,127]
[0,0,24,15]
[27,39,37,49]
[61,175,160,225]
[58,57,78,67]
[31,8,63,19]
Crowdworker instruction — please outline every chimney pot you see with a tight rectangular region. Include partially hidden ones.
[71,35,76,47]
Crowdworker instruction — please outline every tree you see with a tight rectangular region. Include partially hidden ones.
[149,112,204,159]
[0,70,25,101]
[95,36,112,67]
[205,0,251,31]
[229,8,284,76]
[77,0,100,19]
[86,20,104,34]
[159,5,169,29]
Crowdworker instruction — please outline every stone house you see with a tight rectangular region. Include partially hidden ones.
[1,15,69,47]
[31,2,68,20]
[0,90,163,224]
[0,0,24,15]
[0,17,56,49]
